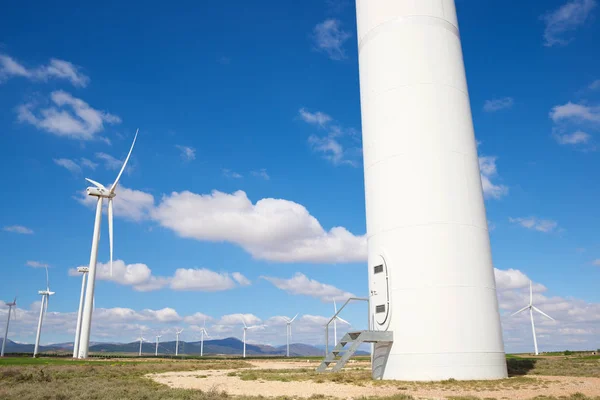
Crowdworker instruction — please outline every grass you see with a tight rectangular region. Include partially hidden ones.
[0,357,251,400]
[507,355,600,377]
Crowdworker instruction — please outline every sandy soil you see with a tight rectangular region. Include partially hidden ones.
[148,359,600,399]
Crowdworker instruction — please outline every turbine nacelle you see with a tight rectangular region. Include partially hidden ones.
[86,186,116,198]
[38,290,55,296]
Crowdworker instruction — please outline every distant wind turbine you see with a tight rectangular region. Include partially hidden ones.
[511,280,555,355]
[240,318,265,358]
[78,129,139,359]
[137,333,146,357]
[175,328,184,356]
[332,299,350,345]
[34,267,55,358]
[280,314,299,357]
[1,296,17,357]
[155,334,162,356]
[199,318,209,357]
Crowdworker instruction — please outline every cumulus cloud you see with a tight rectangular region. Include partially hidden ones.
[541,0,597,47]
[69,260,168,292]
[53,157,99,175]
[175,145,196,162]
[554,130,592,146]
[298,108,332,127]
[17,91,120,141]
[509,217,559,233]
[483,97,514,112]
[2,225,34,234]
[183,312,213,325]
[479,156,509,199]
[261,273,355,302]
[0,54,89,87]
[151,190,366,263]
[169,269,249,291]
[550,102,600,123]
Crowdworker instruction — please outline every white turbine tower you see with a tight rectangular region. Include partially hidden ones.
[155,334,162,356]
[240,318,264,358]
[511,281,555,355]
[72,267,89,358]
[280,314,298,357]
[199,318,209,357]
[77,129,139,359]
[175,328,184,356]
[33,267,54,358]
[332,300,350,345]
[1,297,17,357]
[137,333,146,357]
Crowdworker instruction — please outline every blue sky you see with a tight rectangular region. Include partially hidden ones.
[1,0,599,353]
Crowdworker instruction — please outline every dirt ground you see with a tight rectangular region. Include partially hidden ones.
[148,359,600,399]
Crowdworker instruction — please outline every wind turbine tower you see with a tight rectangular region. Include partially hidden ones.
[77,129,139,359]
[72,267,89,358]
[199,319,209,357]
[511,281,554,355]
[1,297,17,357]
[137,334,146,357]
[155,335,161,356]
[33,267,54,358]
[175,328,184,356]
[355,0,507,380]
[281,314,298,357]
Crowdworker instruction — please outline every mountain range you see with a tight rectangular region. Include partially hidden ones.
[0,338,369,357]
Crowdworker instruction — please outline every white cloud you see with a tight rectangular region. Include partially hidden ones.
[26,261,49,268]
[95,152,123,171]
[69,260,168,292]
[77,185,155,222]
[298,108,332,127]
[17,91,120,141]
[554,130,592,145]
[0,54,89,87]
[298,108,360,167]
[217,313,261,326]
[483,97,514,112]
[151,189,366,263]
[169,268,248,292]
[141,308,182,323]
[175,145,196,162]
[53,158,82,174]
[261,273,356,302]
[2,225,33,234]
[509,217,559,233]
[222,169,243,179]
[183,312,213,325]
[541,0,597,47]
[479,156,509,199]
[232,272,251,286]
[312,19,351,60]
[251,168,270,180]
[550,102,600,123]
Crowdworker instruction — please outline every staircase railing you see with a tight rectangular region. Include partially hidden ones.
[324,297,369,355]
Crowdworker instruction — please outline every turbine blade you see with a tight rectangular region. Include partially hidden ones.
[510,306,529,317]
[108,198,114,277]
[529,280,533,306]
[290,313,299,323]
[45,266,50,291]
[336,316,350,325]
[333,299,337,313]
[85,178,107,191]
[533,306,555,321]
[110,128,138,193]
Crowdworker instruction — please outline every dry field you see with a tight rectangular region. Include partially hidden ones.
[1,355,599,400]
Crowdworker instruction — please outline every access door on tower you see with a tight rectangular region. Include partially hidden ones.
[370,255,390,330]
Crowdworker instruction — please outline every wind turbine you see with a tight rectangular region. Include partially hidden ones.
[175,328,184,356]
[155,334,161,356]
[33,267,55,358]
[72,267,89,358]
[199,318,209,357]
[77,129,139,359]
[240,318,265,358]
[332,299,350,345]
[280,314,298,357]
[137,333,146,356]
[511,280,555,355]
[1,297,17,357]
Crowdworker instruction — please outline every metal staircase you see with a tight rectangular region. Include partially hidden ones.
[316,330,393,373]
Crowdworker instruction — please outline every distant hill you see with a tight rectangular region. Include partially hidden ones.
[0,337,370,357]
